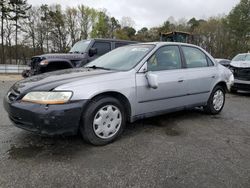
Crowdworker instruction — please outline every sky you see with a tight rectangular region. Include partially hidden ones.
[28,0,240,30]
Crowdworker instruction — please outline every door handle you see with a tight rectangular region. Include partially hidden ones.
[178,79,184,83]
[211,75,216,79]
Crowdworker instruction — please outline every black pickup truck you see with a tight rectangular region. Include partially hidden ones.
[23,38,136,77]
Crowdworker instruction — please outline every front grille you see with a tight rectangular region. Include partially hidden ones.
[232,67,250,81]
[8,89,20,102]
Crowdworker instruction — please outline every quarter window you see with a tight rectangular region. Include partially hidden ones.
[207,57,214,66]
[147,46,182,71]
[92,42,111,56]
[182,46,208,68]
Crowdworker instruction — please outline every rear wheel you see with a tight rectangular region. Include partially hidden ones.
[80,97,126,146]
[204,85,225,114]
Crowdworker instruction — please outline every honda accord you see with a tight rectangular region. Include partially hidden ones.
[4,42,234,145]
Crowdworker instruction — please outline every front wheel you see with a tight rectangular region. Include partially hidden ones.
[80,97,126,146]
[204,85,225,115]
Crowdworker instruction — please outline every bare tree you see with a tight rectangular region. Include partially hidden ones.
[0,0,10,64]
[48,5,69,52]
[9,0,31,63]
[78,5,97,39]
[66,7,78,46]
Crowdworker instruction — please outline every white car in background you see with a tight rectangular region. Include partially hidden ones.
[229,53,250,92]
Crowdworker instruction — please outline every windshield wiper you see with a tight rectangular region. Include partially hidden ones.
[85,65,112,70]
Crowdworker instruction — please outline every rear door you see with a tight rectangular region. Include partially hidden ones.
[180,45,218,105]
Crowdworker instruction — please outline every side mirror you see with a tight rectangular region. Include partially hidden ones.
[146,71,158,89]
[89,48,97,57]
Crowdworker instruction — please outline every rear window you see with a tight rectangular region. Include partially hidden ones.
[182,46,209,68]
[115,43,128,48]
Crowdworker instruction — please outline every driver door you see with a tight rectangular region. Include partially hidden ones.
[135,45,189,116]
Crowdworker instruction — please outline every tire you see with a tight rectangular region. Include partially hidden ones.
[21,70,29,78]
[204,85,225,115]
[80,97,126,146]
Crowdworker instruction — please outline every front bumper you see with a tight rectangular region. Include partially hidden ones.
[232,79,250,91]
[4,96,89,136]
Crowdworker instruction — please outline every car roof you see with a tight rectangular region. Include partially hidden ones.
[235,53,250,56]
[135,42,200,48]
[215,58,230,61]
[92,38,137,43]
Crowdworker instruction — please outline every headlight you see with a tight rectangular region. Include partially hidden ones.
[228,74,234,85]
[40,60,49,66]
[22,91,73,104]
[229,66,234,73]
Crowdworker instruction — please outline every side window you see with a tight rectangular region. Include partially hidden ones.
[92,42,111,56]
[182,46,208,68]
[147,46,182,71]
[115,43,127,48]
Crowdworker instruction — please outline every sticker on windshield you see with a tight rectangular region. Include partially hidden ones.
[131,48,149,52]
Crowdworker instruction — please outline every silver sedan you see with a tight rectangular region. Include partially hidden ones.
[4,42,234,145]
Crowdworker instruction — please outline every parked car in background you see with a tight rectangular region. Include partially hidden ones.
[4,42,234,145]
[22,38,137,77]
[229,53,250,92]
[215,58,231,68]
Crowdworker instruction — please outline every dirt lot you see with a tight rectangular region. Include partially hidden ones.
[0,74,22,81]
[0,78,250,188]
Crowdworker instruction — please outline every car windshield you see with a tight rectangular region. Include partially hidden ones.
[69,40,91,53]
[232,54,250,61]
[85,44,154,71]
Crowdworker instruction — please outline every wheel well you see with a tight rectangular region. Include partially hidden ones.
[43,61,73,72]
[216,81,228,92]
[90,92,132,122]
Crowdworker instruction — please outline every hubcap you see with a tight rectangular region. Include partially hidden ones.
[93,105,122,139]
[213,90,224,111]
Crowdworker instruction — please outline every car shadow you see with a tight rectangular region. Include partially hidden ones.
[230,91,250,97]
[124,108,205,137]
[6,109,207,161]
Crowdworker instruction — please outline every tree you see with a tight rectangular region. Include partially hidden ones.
[0,0,10,64]
[188,18,199,32]
[22,6,38,55]
[227,0,250,54]
[136,27,150,42]
[9,0,31,63]
[48,5,69,52]
[120,16,135,28]
[159,20,175,33]
[110,17,120,38]
[66,7,78,45]
[91,11,110,38]
[40,4,49,52]
[78,5,96,40]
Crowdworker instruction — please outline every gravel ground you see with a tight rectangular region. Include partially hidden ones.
[0,79,250,188]
[0,74,22,81]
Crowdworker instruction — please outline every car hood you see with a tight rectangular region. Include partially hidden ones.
[11,68,113,94]
[230,60,250,68]
[34,53,87,60]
